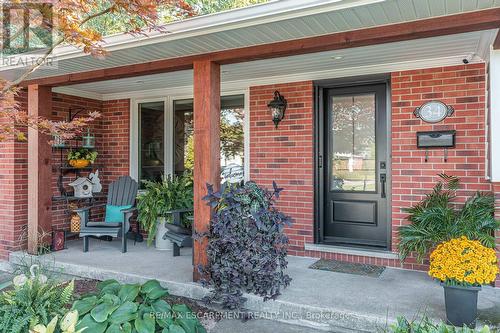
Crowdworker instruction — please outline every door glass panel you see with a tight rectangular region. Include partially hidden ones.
[138,101,165,186]
[220,95,245,183]
[173,99,194,176]
[173,95,245,182]
[330,94,376,192]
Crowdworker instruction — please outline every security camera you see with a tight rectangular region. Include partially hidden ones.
[462,54,474,64]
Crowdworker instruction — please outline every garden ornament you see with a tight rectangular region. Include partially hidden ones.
[89,169,102,193]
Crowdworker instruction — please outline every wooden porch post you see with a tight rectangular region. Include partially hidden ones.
[192,60,220,281]
[27,84,53,254]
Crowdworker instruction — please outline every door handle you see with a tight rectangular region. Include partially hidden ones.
[380,174,387,198]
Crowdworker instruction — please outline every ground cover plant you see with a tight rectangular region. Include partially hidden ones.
[386,316,493,333]
[0,257,208,333]
[0,266,74,333]
[200,181,292,309]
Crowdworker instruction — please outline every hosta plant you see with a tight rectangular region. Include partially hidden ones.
[30,310,84,333]
[398,174,499,263]
[72,279,205,333]
[200,181,292,309]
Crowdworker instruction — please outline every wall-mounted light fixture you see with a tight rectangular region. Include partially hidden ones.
[267,91,287,129]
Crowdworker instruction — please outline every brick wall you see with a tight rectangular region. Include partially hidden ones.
[51,93,103,231]
[249,82,315,255]
[0,92,28,258]
[2,63,499,273]
[391,63,493,270]
[0,93,133,258]
[101,99,130,185]
[249,63,499,271]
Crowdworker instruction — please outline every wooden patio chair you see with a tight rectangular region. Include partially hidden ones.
[163,208,193,257]
[75,176,138,253]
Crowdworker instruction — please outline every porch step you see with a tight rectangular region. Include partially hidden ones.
[305,243,399,260]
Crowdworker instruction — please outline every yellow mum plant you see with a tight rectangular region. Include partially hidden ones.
[429,237,499,287]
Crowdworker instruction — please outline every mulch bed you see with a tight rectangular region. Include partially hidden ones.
[74,279,99,296]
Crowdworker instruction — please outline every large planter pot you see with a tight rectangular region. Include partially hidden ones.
[442,284,481,328]
[155,217,170,250]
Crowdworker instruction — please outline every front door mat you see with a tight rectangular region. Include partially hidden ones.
[309,259,385,278]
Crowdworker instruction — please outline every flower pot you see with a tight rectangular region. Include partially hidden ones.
[155,217,170,250]
[442,284,481,328]
[69,159,90,168]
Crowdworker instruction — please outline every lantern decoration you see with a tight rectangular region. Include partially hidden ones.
[52,134,66,148]
[267,91,287,129]
[82,128,95,148]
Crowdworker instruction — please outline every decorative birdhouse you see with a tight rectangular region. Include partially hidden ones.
[69,177,94,198]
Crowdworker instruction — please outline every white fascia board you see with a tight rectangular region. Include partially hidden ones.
[0,0,384,71]
[490,48,500,182]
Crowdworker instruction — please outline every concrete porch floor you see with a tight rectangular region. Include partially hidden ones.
[8,238,500,332]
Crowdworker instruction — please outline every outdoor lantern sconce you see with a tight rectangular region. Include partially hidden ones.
[268,91,287,129]
[82,128,96,148]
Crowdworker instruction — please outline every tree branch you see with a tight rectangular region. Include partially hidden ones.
[1,4,115,94]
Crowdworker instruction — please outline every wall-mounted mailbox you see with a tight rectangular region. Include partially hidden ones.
[417,130,456,149]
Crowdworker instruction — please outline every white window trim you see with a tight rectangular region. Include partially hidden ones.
[490,48,500,182]
[129,89,250,182]
[130,97,171,182]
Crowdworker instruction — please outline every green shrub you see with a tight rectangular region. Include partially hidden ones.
[72,279,205,333]
[0,274,74,333]
[398,174,499,262]
[200,181,292,309]
[137,173,194,245]
[386,316,492,333]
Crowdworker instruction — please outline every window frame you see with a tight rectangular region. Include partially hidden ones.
[130,90,250,182]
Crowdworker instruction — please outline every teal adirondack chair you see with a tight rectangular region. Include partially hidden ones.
[75,176,138,253]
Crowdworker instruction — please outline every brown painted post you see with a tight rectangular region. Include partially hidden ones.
[192,60,221,281]
[27,85,53,254]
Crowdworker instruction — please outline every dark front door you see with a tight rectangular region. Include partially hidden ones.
[323,84,388,248]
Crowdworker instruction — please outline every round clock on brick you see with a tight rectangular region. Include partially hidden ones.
[414,101,454,123]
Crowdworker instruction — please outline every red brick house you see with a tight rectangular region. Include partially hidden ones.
[1,0,500,283]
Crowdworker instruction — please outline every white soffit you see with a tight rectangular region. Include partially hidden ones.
[53,30,497,100]
[1,0,500,81]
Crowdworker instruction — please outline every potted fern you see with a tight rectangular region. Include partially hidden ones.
[398,173,499,263]
[137,174,193,250]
